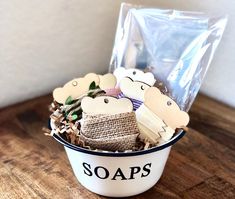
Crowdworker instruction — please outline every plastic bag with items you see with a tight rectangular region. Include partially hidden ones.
[110,3,227,111]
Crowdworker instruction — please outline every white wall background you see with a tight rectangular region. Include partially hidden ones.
[0,0,234,108]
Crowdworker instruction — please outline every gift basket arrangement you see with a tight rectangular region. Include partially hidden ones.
[46,3,227,197]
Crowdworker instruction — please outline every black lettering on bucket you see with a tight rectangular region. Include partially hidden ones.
[111,168,127,180]
[141,163,152,177]
[82,162,152,180]
[94,166,109,179]
[83,162,92,176]
[129,166,141,179]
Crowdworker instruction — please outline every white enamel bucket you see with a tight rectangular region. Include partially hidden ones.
[51,119,185,197]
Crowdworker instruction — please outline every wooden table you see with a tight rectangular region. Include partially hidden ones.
[0,94,235,199]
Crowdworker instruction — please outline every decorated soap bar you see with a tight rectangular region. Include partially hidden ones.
[136,87,189,144]
[144,87,189,129]
[114,68,155,111]
[119,77,150,101]
[53,73,117,104]
[136,105,175,144]
[114,68,156,86]
[53,73,100,104]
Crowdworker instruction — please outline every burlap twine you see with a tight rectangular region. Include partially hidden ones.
[80,112,140,151]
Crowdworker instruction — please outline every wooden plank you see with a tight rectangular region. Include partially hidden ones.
[189,95,235,150]
[175,129,235,186]
[0,120,100,199]
[0,95,52,123]
[182,175,235,199]
[158,149,212,194]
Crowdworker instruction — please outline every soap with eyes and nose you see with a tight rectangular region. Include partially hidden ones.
[114,68,156,86]
[119,77,150,101]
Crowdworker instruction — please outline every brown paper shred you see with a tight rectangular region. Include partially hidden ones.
[49,109,82,146]
[49,101,61,112]
[133,136,152,151]
[144,141,151,150]
[48,87,106,147]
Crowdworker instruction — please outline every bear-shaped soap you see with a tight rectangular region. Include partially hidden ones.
[144,87,189,129]
[136,87,189,144]
[114,68,156,86]
[119,77,150,101]
[53,73,99,104]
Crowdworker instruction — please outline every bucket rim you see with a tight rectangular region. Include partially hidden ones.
[50,119,185,157]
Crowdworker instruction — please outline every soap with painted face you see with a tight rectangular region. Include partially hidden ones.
[81,96,133,115]
[119,77,150,102]
[53,73,100,104]
[114,68,156,86]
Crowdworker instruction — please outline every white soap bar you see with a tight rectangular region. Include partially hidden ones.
[137,123,160,144]
[136,104,175,144]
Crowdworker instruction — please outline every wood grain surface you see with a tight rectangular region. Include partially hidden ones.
[0,94,235,199]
